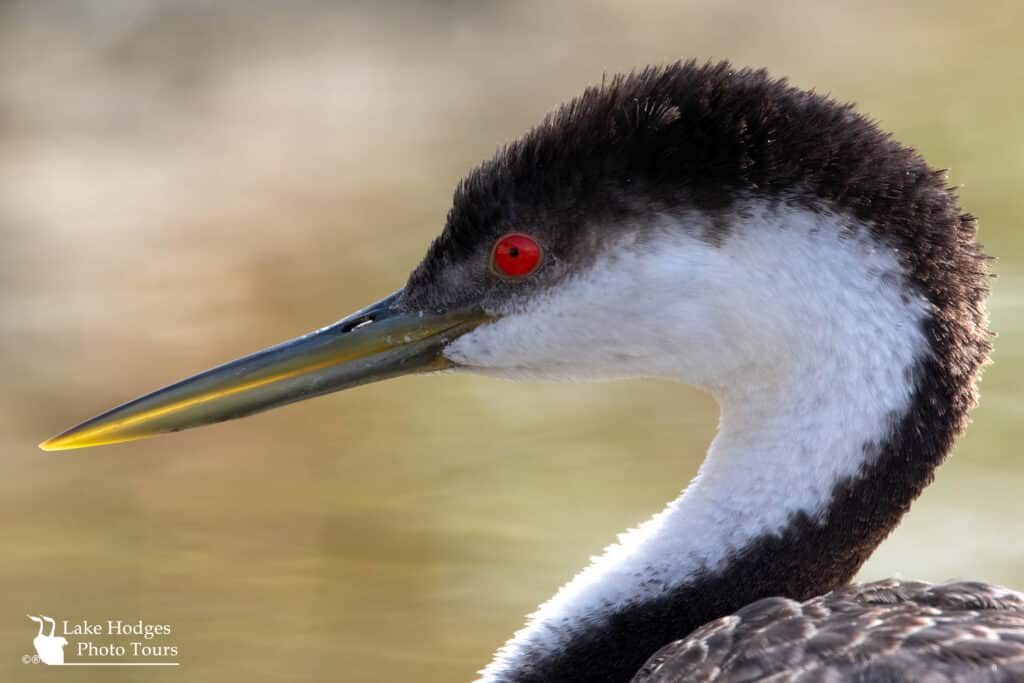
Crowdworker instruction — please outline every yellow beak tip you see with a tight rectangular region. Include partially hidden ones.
[38,437,70,452]
[38,431,103,451]
[38,432,136,452]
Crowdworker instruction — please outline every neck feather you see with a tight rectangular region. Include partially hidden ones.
[478,382,933,683]
[474,211,972,683]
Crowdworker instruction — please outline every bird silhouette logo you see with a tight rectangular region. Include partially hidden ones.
[27,615,68,665]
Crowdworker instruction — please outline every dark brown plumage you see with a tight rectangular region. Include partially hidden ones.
[633,580,1024,682]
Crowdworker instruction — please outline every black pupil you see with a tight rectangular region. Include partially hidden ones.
[508,246,519,258]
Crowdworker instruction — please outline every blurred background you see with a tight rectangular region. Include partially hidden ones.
[2,0,1022,680]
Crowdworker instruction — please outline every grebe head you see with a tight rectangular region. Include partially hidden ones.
[394,63,986,404]
[41,61,989,451]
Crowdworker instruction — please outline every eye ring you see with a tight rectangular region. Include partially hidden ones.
[490,233,543,279]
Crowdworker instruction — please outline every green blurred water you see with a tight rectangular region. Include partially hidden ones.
[1,1,1022,681]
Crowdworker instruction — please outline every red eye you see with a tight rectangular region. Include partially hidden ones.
[491,233,542,278]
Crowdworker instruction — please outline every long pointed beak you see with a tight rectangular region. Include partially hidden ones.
[39,291,491,451]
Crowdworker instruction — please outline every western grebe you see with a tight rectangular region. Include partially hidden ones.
[41,61,1024,681]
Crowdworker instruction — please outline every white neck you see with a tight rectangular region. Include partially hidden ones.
[448,204,932,682]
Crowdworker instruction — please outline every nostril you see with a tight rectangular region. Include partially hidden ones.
[340,314,377,333]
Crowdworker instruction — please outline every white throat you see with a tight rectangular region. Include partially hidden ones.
[444,204,932,682]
